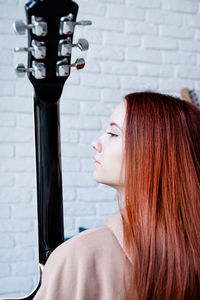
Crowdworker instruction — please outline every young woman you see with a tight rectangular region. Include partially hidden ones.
[34,91,200,300]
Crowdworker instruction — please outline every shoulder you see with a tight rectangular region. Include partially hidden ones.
[52,225,122,261]
[41,225,123,285]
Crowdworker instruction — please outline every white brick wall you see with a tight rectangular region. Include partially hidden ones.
[0,0,199,297]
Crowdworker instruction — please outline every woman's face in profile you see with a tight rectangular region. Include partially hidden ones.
[91,100,126,193]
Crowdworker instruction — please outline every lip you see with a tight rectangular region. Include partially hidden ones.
[94,158,101,164]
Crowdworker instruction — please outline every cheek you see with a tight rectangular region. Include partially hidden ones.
[105,142,123,165]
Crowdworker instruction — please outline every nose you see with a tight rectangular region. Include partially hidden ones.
[91,137,102,152]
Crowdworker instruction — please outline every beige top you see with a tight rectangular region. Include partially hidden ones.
[33,210,137,300]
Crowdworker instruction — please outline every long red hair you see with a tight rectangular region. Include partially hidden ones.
[117,91,200,299]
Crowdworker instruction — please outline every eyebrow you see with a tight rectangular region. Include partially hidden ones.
[109,122,122,131]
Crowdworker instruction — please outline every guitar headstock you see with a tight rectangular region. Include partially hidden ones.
[180,88,200,108]
[13,0,92,103]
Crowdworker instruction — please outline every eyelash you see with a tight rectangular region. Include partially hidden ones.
[107,132,118,137]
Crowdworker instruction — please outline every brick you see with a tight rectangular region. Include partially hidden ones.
[0,34,26,50]
[98,0,124,3]
[61,115,101,130]
[104,31,141,47]
[0,220,33,233]
[12,205,36,219]
[160,25,195,39]
[180,40,200,52]
[64,216,75,230]
[76,216,107,229]
[126,48,162,64]
[0,276,32,294]
[163,0,198,13]
[0,4,24,18]
[125,21,158,35]
[0,247,33,262]
[101,89,123,103]
[184,15,200,28]
[64,228,78,238]
[101,61,138,76]
[14,232,37,247]
[61,158,81,171]
[177,66,200,79]
[0,97,32,112]
[0,81,15,96]
[0,233,15,247]
[16,144,34,157]
[81,73,120,88]
[63,70,80,86]
[64,202,96,216]
[59,86,100,101]
[89,45,124,61]
[107,5,145,20]
[143,36,178,50]
[60,101,80,115]
[0,0,18,5]
[159,78,194,91]
[74,29,103,45]
[80,101,115,116]
[82,158,94,171]
[0,206,10,218]
[80,130,105,145]
[12,260,38,275]
[127,0,161,8]
[0,128,33,142]
[163,52,196,65]
[17,114,33,128]
[0,188,32,203]
[15,81,35,97]
[77,186,116,201]
[138,64,174,78]
[0,144,14,157]
[81,60,101,74]
[0,112,15,126]
[62,187,76,201]
[62,172,95,187]
[0,157,34,171]
[15,173,35,188]
[90,16,124,32]
[0,263,10,277]
[0,49,12,65]
[121,76,158,90]
[62,143,93,157]
[0,65,16,80]
[60,128,79,143]
[77,1,105,16]
[147,10,182,25]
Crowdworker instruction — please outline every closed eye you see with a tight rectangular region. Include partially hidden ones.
[107,132,118,137]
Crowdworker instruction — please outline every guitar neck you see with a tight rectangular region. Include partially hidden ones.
[33,94,64,265]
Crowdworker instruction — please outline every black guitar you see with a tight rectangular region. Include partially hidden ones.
[0,1,91,299]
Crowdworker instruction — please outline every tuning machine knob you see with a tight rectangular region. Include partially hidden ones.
[56,58,85,77]
[13,15,47,36]
[59,14,92,35]
[14,40,46,59]
[58,38,89,57]
[15,61,46,79]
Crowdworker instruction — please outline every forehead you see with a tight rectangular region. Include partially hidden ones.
[109,101,126,127]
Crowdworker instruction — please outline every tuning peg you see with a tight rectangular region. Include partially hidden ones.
[60,14,92,35]
[14,40,46,59]
[58,38,89,57]
[15,61,46,79]
[13,16,47,36]
[56,58,85,77]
